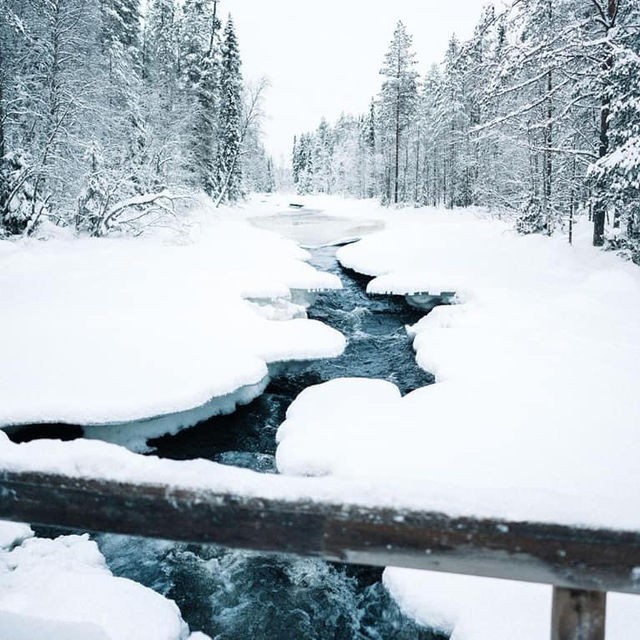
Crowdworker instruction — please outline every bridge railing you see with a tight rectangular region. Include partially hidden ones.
[2,469,637,640]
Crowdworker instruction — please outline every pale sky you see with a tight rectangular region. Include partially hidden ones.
[227,0,491,161]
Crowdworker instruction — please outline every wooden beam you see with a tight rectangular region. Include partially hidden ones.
[1,470,640,595]
[551,587,606,640]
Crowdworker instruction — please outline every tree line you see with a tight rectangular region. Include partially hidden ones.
[293,0,640,260]
[0,0,275,237]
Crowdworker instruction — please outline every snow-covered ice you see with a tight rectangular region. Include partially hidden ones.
[0,522,33,551]
[0,198,344,437]
[0,525,209,640]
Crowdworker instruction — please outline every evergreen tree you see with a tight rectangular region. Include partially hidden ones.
[0,0,267,236]
[289,3,640,261]
[216,15,243,202]
[144,0,181,186]
[379,21,419,204]
[591,13,640,259]
[180,0,220,194]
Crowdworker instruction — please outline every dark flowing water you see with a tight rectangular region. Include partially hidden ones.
[96,246,441,639]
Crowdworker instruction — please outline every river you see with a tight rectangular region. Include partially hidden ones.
[98,240,443,639]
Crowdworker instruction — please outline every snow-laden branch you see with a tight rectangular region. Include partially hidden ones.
[99,190,185,236]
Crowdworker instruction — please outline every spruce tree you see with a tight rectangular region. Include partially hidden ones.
[379,21,419,204]
[181,0,220,194]
[591,23,640,259]
[216,15,243,202]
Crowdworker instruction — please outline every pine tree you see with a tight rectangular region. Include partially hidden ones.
[145,0,178,87]
[216,14,243,202]
[143,0,181,186]
[181,0,220,194]
[591,14,640,260]
[379,21,419,204]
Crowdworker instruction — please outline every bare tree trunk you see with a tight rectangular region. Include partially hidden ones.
[592,0,618,247]
[414,135,420,203]
[569,152,576,245]
[544,69,553,234]
[0,40,5,161]
[208,0,219,56]
[394,97,400,204]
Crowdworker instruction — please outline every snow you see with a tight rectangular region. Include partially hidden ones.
[0,522,33,551]
[249,210,384,248]
[0,198,344,436]
[269,199,640,638]
[383,569,640,640]
[83,377,270,452]
[3,195,640,638]
[273,206,640,527]
[0,528,209,640]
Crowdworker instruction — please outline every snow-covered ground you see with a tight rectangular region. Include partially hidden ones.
[0,196,344,446]
[0,521,208,640]
[2,194,640,638]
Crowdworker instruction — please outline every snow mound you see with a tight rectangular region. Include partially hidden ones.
[267,205,640,637]
[0,532,207,640]
[0,522,33,551]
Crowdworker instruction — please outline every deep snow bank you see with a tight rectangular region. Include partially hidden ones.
[0,203,344,432]
[0,522,208,640]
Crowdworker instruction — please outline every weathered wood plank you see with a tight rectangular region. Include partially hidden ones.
[551,587,606,640]
[1,470,640,594]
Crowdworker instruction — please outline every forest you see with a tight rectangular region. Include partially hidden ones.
[0,0,275,238]
[292,0,640,259]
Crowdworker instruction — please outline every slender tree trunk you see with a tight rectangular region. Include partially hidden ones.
[0,41,5,161]
[544,69,553,234]
[593,0,617,247]
[209,0,219,56]
[569,153,576,245]
[414,135,420,203]
[394,99,400,204]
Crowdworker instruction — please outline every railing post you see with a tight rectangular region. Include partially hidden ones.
[551,587,606,640]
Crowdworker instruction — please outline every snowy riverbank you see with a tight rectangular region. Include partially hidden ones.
[0,197,344,445]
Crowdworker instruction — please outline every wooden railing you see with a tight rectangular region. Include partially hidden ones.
[1,469,638,640]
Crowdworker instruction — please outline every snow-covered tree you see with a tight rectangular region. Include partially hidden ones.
[215,15,243,202]
[591,10,640,259]
[181,0,220,194]
[379,21,419,204]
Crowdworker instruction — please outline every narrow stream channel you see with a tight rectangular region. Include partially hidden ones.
[96,246,443,639]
